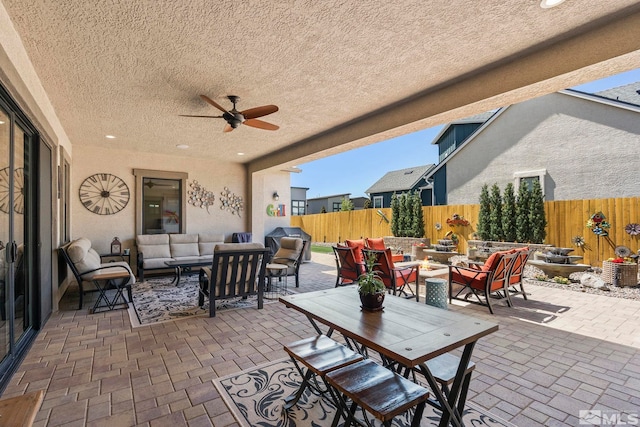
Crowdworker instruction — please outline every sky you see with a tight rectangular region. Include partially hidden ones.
[291,67,640,199]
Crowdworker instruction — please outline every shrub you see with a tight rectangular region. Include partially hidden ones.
[477,184,491,240]
[516,183,531,242]
[502,183,517,242]
[529,180,547,244]
[489,184,504,241]
[340,197,354,211]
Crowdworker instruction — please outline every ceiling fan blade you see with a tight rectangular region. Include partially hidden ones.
[244,118,279,131]
[200,95,229,113]
[241,105,278,119]
[223,123,234,133]
[179,114,223,118]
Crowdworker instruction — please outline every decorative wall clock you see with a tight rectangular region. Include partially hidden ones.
[0,167,24,214]
[79,173,130,215]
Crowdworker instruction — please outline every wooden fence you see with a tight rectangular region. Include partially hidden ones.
[290,197,640,267]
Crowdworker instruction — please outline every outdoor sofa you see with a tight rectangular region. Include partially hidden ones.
[135,233,225,281]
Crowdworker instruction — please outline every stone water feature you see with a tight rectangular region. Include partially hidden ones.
[529,247,591,277]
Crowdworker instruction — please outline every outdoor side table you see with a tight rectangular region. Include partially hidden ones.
[425,278,448,310]
[266,263,288,299]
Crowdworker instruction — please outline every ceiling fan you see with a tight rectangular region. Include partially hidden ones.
[181,95,279,132]
[144,180,173,189]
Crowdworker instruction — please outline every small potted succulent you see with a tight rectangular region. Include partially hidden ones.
[357,252,386,311]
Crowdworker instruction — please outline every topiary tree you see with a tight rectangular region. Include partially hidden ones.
[340,197,354,211]
[320,205,327,213]
[502,183,517,242]
[529,180,547,243]
[516,183,531,242]
[477,184,491,240]
[390,193,400,236]
[489,184,504,241]
[399,194,411,236]
[410,191,425,237]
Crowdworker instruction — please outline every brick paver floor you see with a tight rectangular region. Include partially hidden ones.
[4,252,640,426]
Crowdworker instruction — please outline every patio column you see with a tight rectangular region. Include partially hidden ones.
[250,169,291,244]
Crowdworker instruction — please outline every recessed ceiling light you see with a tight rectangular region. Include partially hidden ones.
[540,0,566,8]
[176,144,189,149]
[237,152,245,156]
[105,135,116,139]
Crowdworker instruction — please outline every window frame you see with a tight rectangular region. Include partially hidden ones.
[513,169,546,197]
[133,169,188,236]
[373,196,383,208]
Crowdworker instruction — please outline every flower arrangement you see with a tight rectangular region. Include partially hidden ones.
[586,212,610,236]
[446,213,470,226]
[607,257,635,264]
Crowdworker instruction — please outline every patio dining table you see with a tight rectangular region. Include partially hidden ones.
[279,287,498,427]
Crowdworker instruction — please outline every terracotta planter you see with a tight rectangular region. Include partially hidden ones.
[359,292,385,312]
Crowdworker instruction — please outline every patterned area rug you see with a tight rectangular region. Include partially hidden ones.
[129,274,277,326]
[213,358,516,427]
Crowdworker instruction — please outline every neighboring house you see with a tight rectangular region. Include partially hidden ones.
[307,193,351,214]
[290,186,308,216]
[426,82,640,205]
[365,164,435,208]
[350,197,370,210]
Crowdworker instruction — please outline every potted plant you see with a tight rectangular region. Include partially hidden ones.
[357,252,386,311]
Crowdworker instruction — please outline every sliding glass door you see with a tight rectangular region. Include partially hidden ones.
[0,100,33,369]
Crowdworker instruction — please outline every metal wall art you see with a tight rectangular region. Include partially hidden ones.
[220,187,243,217]
[187,180,215,212]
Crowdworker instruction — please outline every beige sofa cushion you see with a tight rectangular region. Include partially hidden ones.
[170,234,199,257]
[198,233,225,256]
[67,237,101,273]
[137,234,171,259]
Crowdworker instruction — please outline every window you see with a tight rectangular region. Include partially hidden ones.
[134,169,188,235]
[332,202,341,212]
[291,200,305,215]
[373,196,383,208]
[514,169,546,197]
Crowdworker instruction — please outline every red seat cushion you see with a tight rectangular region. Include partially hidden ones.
[365,237,386,250]
[345,239,366,265]
[481,250,514,272]
[451,268,490,291]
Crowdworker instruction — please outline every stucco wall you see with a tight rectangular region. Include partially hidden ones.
[72,145,247,254]
[446,93,640,204]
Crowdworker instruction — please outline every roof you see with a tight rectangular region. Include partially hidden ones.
[430,110,497,145]
[307,193,351,201]
[366,165,435,194]
[594,81,640,106]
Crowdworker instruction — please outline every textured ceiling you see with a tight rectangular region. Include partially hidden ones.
[3,0,640,171]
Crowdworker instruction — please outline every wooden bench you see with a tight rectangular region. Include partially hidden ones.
[423,353,476,416]
[325,359,429,427]
[283,335,363,410]
[0,389,45,426]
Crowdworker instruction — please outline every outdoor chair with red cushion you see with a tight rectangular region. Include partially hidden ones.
[362,248,419,299]
[332,245,365,287]
[506,247,530,300]
[365,237,404,263]
[345,239,367,267]
[449,251,517,314]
